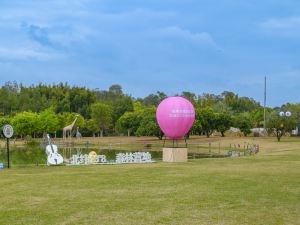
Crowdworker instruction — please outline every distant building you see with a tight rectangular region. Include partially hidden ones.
[251,128,267,137]
[292,127,299,136]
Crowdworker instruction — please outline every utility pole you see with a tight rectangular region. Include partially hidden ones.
[264,76,267,130]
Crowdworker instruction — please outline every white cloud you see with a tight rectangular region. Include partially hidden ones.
[0,46,65,61]
[259,17,300,37]
[151,26,217,47]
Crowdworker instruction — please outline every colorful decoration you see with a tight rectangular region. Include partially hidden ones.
[156,97,195,140]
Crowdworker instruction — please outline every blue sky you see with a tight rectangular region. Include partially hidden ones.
[0,0,300,106]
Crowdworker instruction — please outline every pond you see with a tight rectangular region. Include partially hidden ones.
[0,145,163,167]
[0,144,226,168]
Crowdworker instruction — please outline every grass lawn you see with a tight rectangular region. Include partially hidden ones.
[0,137,300,225]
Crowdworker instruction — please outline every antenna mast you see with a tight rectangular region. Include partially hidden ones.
[264,76,267,129]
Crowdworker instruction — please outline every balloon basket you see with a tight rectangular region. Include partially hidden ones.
[163,148,188,162]
[162,137,188,162]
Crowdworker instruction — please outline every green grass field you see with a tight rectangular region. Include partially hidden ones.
[0,137,300,225]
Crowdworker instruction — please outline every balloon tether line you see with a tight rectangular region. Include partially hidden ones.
[163,136,166,147]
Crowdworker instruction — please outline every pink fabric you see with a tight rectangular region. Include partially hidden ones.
[156,97,195,140]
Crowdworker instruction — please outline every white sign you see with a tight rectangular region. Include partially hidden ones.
[2,124,14,138]
[116,152,152,164]
[69,152,154,165]
[169,109,195,118]
[70,154,107,165]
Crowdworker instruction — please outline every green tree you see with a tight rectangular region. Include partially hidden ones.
[197,107,218,138]
[141,91,167,106]
[215,112,233,137]
[197,93,222,108]
[266,112,296,142]
[136,107,163,139]
[234,114,252,136]
[37,107,59,135]
[86,119,99,137]
[12,112,38,137]
[91,103,113,137]
[181,91,197,105]
[109,84,123,96]
[191,118,201,136]
[112,96,134,126]
[116,111,142,136]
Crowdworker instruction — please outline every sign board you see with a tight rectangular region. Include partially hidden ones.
[69,152,154,166]
[3,124,14,139]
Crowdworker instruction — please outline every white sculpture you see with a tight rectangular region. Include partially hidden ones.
[46,134,64,165]
[76,127,82,139]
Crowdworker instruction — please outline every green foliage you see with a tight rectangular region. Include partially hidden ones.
[266,111,296,141]
[140,91,167,106]
[222,91,260,113]
[37,107,59,134]
[12,111,38,137]
[112,96,134,125]
[62,112,85,128]
[0,81,19,115]
[0,82,299,138]
[234,114,252,136]
[116,111,142,136]
[215,112,233,137]
[281,103,300,128]
[191,116,201,135]
[109,84,123,96]
[198,93,222,108]
[86,119,98,136]
[0,82,96,118]
[135,108,163,139]
[91,102,113,136]
[117,107,163,139]
[181,91,197,105]
[0,116,11,129]
[197,107,218,137]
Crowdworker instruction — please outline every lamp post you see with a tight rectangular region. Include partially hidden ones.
[277,111,292,142]
[279,111,292,118]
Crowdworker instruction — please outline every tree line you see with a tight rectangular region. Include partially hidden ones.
[0,81,299,140]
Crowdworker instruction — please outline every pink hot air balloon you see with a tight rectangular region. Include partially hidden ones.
[156,97,195,140]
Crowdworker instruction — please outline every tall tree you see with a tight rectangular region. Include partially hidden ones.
[112,96,134,125]
[109,84,123,96]
[142,91,167,106]
[116,111,142,136]
[181,91,197,104]
[215,112,233,137]
[37,107,59,135]
[136,107,163,139]
[91,103,113,137]
[197,107,218,138]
